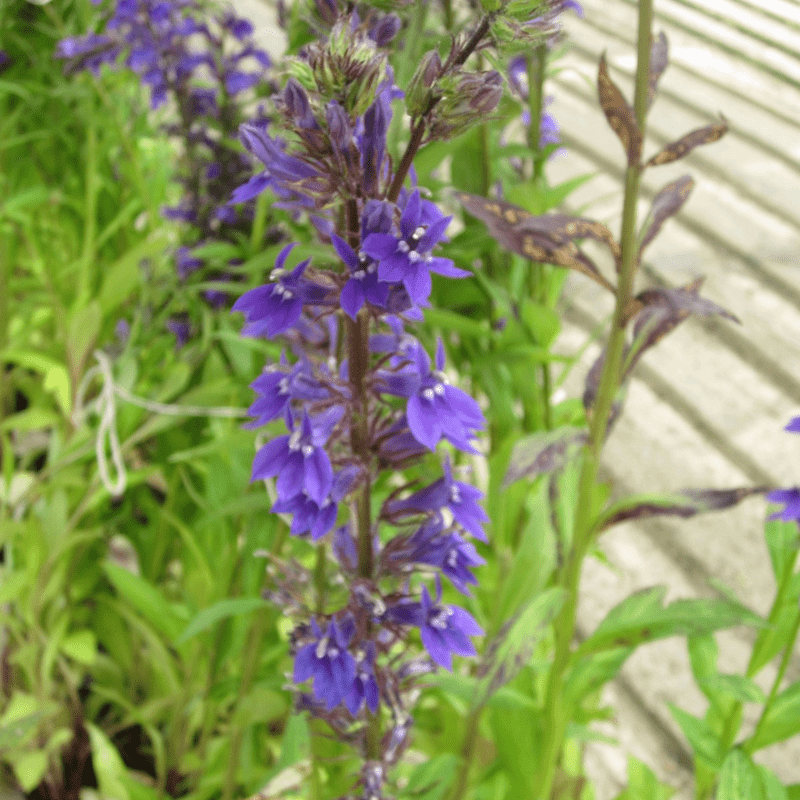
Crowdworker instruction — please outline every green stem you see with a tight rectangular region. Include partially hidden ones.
[744,602,800,755]
[526,43,553,430]
[531,2,652,796]
[527,43,548,184]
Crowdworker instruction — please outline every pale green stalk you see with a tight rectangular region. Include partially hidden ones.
[532,2,653,797]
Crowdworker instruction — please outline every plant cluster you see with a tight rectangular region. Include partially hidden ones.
[2,0,800,798]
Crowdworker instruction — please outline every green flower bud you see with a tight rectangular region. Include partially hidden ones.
[405,50,442,119]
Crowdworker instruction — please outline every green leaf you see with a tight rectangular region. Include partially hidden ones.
[12,750,48,792]
[668,704,725,768]
[405,754,461,800]
[764,518,800,582]
[98,233,168,313]
[699,674,766,705]
[688,634,718,698]
[746,682,800,751]
[717,749,766,800]
[67,300,101,379]
[626,754,675,800]
[0,408,60,432]
[757,765,788,800]
[576,587,764,656]
[176,597,266,644]
[60,629,97,666]
[487,587,565,689]
[87,722,130,800]
[1,350,71,415]
[102,561,185,641]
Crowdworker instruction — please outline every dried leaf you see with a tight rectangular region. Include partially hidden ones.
[646,117,728,168]
[458,192,618,292]
[623,278,739,375]
[648,32,669,109]
[639,174,695,257]
[504,426,588,486]
[597,487,771,532]
[598,54,642,166]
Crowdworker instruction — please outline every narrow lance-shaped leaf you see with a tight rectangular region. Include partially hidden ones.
[595,486,772,532]
[645,117,728,168]
[639,174,694,258]
[598,54,642,166]
[622,278,740,376]
[504,426,588,486]
[576,586,764,656]
[458,192,618,291]
[647,32,669,109]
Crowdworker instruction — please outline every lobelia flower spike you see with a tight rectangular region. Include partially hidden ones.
[231,6,500,793]
[58,0,276,332]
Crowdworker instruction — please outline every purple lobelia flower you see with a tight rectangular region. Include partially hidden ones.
[58,0,277,336]
[251,409,340,504]
[294,616,357,710]
[362,190,469,307]
[766,489,800,523]
[232,244,331,338]
[376,338,485,453]
[766,416,800,522]
[388,580,483,671]
[385,457,489,541]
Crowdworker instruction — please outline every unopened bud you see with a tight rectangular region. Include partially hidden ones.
[405,50,442,118]
[284,78,316,128]
[369,14,401,46]
[326,100,352,152]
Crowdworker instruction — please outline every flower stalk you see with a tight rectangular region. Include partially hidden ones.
[533,1,653,796]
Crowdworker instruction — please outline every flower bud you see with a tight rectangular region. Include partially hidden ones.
[284,78,317,128]
[326,100,352,154]
[431,70,504,140]
[369,14,401,46]
[405,50,442,119]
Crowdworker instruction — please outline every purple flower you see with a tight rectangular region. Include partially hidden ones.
[385,457,488,541]
[272,466,358,541]
[378,339,485,454]
[294,616,357,710]
[232,244,329,338]
[166,317,191,347]
[766,488,800,522]
[392,516,486,595]
[346,643,380,715]
[389,582,483,671]
[362,190,468,306]
[246,357,328,428]
[331,234,390,320]
[231,123,323,208]
[785,416,800,434]
[251,410,339,503]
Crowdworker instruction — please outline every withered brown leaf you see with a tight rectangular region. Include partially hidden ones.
[458,192,619,292]
[648,32,669,110]
[646,118,728,167]
[598,54,642,166]
[639,174,695,258]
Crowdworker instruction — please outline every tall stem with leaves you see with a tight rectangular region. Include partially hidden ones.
[533,1,653,796]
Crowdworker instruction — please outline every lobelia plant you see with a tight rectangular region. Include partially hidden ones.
[228,2,581,796]
[57,0,277,338]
